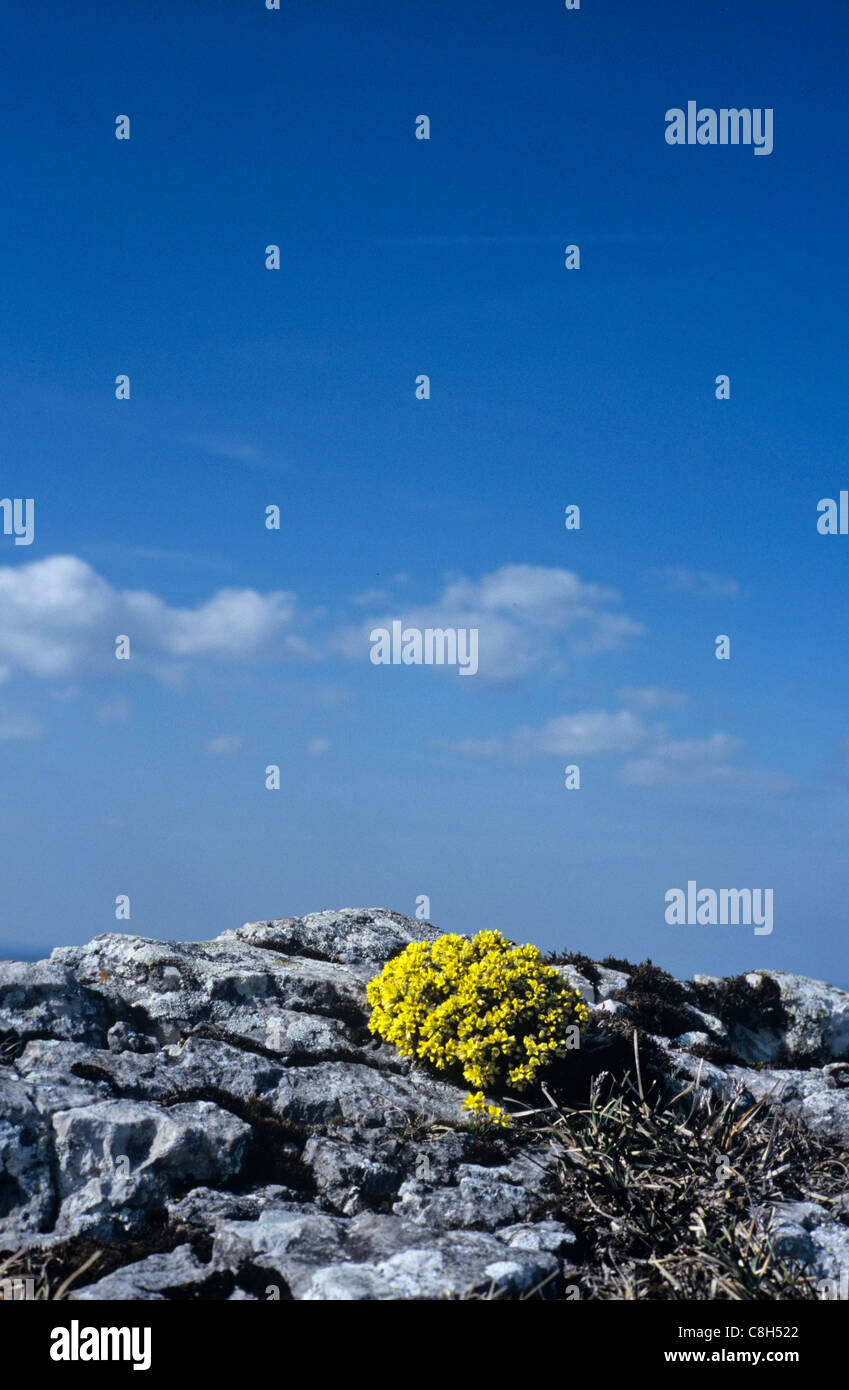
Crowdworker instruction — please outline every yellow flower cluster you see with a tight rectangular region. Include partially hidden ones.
[461,1091,513,1129]
[366,930,589,1116]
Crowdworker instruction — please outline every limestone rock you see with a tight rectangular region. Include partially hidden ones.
[2,907,849,1300]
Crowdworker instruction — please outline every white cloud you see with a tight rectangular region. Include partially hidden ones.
[621,760,792,793]
[446,709,653,760]
[0,708,42,740]
[337,563,643,681]
[620,733,741,785]
[445,711,788,792]
[642,732,743,762]
[619,732,793,791]
[526,710,651,755]
[0,558,642,690]
[649,567,740,598]
[306,737,332,757]
[0,556,314,682]
[204,734,245,757]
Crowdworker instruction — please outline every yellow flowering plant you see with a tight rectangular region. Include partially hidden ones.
[366,930,589,1128]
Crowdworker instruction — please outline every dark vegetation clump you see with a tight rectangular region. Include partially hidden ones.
[501,1009,672,1116]
[615,959,695,1007]
[522,1053,848,1300]
[611,959,699,1039]
[693,972,788,1035]
[600,954,637,974]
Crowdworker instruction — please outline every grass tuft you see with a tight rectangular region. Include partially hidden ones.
[510,1041,848,1299]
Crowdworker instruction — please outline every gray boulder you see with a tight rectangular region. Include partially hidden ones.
[51,1098,251,1242]
[211,1206,559,1301]
[0,1073,55,1241]
[725,1064,849,1145]
[755,1200,849,1292]
[720,971,849,1065]
[554,963,630,1005]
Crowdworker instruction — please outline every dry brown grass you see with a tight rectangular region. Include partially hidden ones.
[0,1245,104,1301]
[510,1036,849,1299]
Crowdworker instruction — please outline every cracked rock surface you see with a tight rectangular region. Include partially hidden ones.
[2,908,849,1299]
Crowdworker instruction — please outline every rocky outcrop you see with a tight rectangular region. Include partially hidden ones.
[691,969,849,1065]
[1,909,848,1300]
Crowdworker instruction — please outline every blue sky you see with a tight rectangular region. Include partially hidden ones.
[2,0,849,987]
